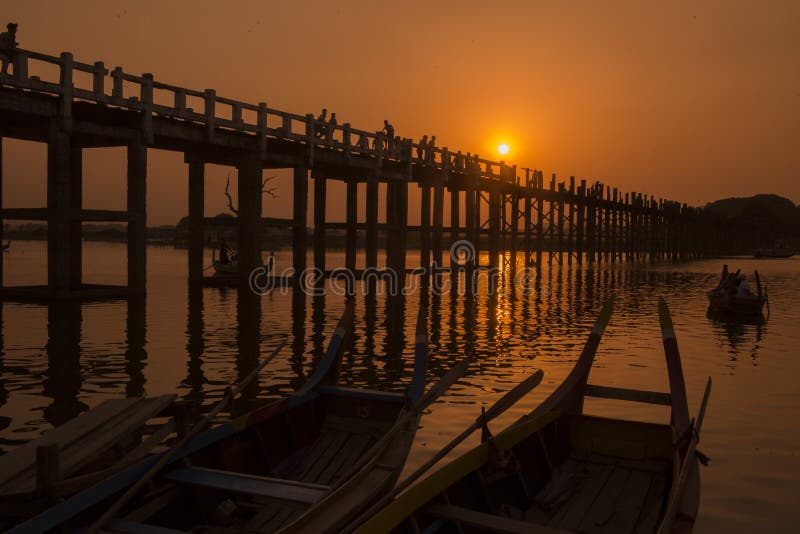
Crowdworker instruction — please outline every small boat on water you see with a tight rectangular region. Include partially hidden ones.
[707,264,767,316]
[351,297,711,534]
[754,241,794,258]
[12,300,434,534]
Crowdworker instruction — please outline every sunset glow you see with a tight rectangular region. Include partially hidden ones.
[498,143,510,155]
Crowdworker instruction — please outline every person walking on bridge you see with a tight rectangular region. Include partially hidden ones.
[0,22,18,75]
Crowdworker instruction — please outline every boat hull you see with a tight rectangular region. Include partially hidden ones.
[706,290,764,315]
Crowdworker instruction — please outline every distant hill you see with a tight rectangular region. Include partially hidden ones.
[704,194,800,234]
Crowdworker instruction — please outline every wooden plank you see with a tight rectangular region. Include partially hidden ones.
[584,384,671,406]
[123,487,180,522]
[426,503,570,534]
[633,474,667,534]
[0,397,141,492]
[105,518,185,534]
[301,430,350,483]
[319,432,372,486]
[579,466,631,533]
[57,396,176,481]
[600,470,653,534]
[163,467,328,504]
[548,461,613,531]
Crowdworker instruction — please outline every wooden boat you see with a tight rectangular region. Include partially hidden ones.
[11,300,431,534]
[352,297,711,534]
[754,241,794,258]
[0,395,184,529]
[707,265,766,316]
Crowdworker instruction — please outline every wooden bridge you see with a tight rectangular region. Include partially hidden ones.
[0,47,752,300]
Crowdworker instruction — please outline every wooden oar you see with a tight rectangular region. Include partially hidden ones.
[657,377,712,534]
[87,339,288,533]
[345,368,544,533]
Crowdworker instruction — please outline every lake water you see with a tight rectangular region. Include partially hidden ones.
[1,240,798,532]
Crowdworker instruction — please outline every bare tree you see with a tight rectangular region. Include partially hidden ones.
[224,172,278,216]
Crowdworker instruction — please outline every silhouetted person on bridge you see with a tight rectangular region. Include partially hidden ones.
[427,136,436,162]
[315,108,327,139]
[327,112,337,142]
[0,23,18,75]
[416,135,428,160]
[382,120,395,151]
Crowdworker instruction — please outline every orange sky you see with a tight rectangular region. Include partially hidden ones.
[2,0,799,226]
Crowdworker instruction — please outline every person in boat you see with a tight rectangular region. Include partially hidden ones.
[736,274,752,298]
[219,240,231,264]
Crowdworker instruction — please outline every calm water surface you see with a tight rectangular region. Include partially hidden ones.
[1,241,799,532]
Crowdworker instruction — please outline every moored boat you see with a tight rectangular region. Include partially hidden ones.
[10,299,436,534]
[707,264,767,316]
[754,241,794,258]
[350,297,711,534]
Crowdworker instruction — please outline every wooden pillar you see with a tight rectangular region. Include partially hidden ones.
[188,159,205,284]
[432,177,444,268]
[450,188,459,247]
[474,188,481,266]
[397,179,409,279]
[524,179,533,268]
[567,176,575,266]
[365,177,378,269]
[465,185,476,267]
[127,140,147,292]
[420,182,431,269]
[536,172,544,267]
[69,147,82,288]
[489,187,501,269]
[47,125,72,295]
[293,167,308,281]
[611,188,618,263]
[556,182,564,265]
[0,137,3,287]
[511,190,519,272]
[345,180,357,271]
[237,157,263,283]
[576,180,585,265]
[313,174,326,276]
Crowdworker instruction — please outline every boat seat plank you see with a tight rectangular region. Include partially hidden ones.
[598,470,653,534]
[579,465,631,534]
[584,385,672,406]
[425,503,571,534]
[162,467,329,504]
[317,385,406,403]
[300,429,350,483]
[547,460,613,531]
[318,432,373,486]
[633,473,667,534]
[242,497,307,533]
[105,518,187,534]
[0,395,176,495]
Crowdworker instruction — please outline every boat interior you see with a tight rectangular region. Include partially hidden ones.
[412,414,675,534]
[104,388,406,532]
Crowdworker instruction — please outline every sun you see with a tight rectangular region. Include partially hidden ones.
[497,143,510,155]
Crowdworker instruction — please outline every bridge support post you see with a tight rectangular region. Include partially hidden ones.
[187,158,205,284]
[69,147,82,288]
[420,182,431,270]
[365,177,378,270]
[237,157,263,286]
[313,174,326,281]
[293,167,308,287]
[345,180,357,272]
[47,125,73,296]
[567,177,575,265]
[449,188,459,259]
[488,187,501,270]
[432,177,444,270]
[127,139,147,292]
[0,137,2,288]
[535,173,544,268]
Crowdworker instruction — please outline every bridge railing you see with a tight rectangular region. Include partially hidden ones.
[0,47,529,184]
